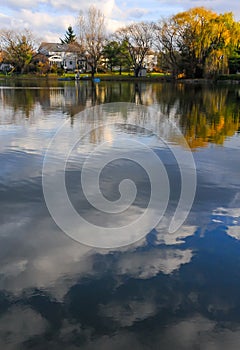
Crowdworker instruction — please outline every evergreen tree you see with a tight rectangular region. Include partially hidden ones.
[60,26,76,44]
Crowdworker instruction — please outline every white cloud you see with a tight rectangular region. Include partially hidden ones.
[0,194,192,299]
[53,314,240,350]
[0,212,95,298]
[213,207,240,218]
[19,9,76,42]
[211,205,240,240]
[151,314,240,350]
[116,248,193,278]
[0,305,47,350]
[126,8,150,19]
[156,220,197,245]
[0,0,239,42]
[227,226,240,240]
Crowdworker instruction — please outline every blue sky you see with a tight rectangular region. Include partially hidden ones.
[0,0,239,43]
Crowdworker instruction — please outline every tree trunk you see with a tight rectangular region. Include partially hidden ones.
[91,66,95,79]
[134,66,141,77]
[195,65,204,79]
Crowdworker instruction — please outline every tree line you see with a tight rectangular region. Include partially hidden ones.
[0,6,240,78]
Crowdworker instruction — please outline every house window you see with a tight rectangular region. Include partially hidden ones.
[69,61,72,65]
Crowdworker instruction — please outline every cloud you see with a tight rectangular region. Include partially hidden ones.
[156,217,197,245]
[0,172,192,297]
[0,206,95,298]
[100,299,157,326]
[126,8,150,19]
[0,0,239,42]
[0,305,47,350]
[212,205,240,240]
[0,194,192,298]
[227,225,240,240]
[148,314,240,350]
[49,314,240,350]
[154,0,240,19]
[116,247,193,278]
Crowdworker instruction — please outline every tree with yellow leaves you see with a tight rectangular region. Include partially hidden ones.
[154,7,240,78]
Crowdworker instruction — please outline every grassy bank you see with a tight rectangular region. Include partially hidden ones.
[0,71,171,82]
[1,72,240,82]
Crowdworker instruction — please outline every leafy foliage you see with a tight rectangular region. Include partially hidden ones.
[0,6,240,78]
[102,40,131,73]
[154,7,240,78]
[0,29,36,73]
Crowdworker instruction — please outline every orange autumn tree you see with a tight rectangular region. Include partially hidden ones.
[155,7,240,78]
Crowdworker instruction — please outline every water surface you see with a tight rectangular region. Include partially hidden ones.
[0,79,240,349]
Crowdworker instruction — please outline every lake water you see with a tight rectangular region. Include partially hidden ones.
[0,79,240,349]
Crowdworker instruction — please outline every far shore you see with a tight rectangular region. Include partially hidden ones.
[0,72,240,83]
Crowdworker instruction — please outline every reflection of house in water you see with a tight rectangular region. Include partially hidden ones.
[133,83,156,105]
[1,80,238,149]
[49,88,65,107]
[41,82,101,117]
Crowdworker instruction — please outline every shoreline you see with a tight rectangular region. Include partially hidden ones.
[0,74,240,84]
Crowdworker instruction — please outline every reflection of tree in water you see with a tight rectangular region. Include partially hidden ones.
[69,82,146,126]
[152,83,240,149]
[0,80,63,122]
[90,81,240,149]
[1,81,239,148]
[0,88,39,120]
[64,83,240,150]
[178,86,240,148]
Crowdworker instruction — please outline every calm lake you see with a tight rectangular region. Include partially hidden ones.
[0,79,240,349]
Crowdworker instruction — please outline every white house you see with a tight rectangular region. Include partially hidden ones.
[38,42,87,72]
[143,51,158,71]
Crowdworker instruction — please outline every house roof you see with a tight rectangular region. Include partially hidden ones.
[39,42,83,54]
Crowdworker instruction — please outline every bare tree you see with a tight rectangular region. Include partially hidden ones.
[0,29,37,74]
[153,18,183,78]
[77,6,106,78]
[115,22,155,77]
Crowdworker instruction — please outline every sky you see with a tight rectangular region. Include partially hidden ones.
[0,0,239,44]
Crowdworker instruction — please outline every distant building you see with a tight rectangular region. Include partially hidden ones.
[0,51,13,72]
[38,42,87,72]
[139,67,147,77]
[0,63,14,73]
[143,51,158,71]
